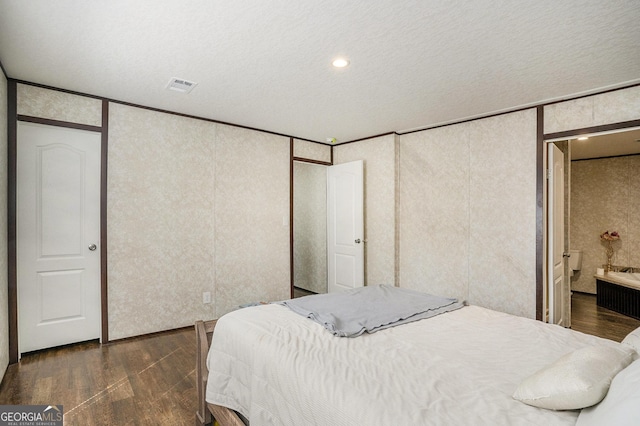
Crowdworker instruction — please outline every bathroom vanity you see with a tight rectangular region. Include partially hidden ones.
[596,270,640,320]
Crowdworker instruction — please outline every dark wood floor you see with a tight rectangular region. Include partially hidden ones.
[570,291,640,342]
[293,286,316,298]
[0,328,196,425]
[0,293,638,425]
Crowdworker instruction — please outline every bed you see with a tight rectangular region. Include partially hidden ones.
[195,286,640,426]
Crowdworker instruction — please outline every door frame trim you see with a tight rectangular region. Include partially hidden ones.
[538,118,640,326]
[289,142,333,298]
[535,106,544,321]
[100,100,109,344]
[7,87,109,363]
[8,80,17,363]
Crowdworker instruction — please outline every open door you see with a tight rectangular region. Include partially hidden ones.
[547,144,566,326]
[327,160,364,293]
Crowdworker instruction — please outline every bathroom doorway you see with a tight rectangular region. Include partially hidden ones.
[545,127,640,332]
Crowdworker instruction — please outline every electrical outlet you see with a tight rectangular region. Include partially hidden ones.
[202,291,211,304]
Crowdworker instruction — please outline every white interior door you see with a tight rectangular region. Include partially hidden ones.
[547,144,565,326]
[327,160,364,293]
[17,122,102,353]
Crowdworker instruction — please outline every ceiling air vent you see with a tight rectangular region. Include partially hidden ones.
[166,77,197,94]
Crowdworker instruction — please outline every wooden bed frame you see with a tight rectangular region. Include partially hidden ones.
[195,320,246,426]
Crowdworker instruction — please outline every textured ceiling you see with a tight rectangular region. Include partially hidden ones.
[1,0,639,143]
[570,128,640,160]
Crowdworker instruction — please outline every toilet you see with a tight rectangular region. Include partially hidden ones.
[569,249,583,276]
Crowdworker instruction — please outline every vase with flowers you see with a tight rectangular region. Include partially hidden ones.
[600,231,620,272]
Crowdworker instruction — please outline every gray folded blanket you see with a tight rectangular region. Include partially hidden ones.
[278,284,464,337]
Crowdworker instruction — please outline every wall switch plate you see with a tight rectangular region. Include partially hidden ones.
[202,291,211,304]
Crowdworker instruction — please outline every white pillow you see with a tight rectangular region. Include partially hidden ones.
[513,345,635,410]
[576,359,640,426]
[622,326,640,355]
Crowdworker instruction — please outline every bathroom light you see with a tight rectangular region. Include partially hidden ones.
[332,58,350,68]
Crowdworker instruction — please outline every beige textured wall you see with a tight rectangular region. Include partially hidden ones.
[293,139,331,163]
[399,123,470,302]
[570,155,640,294]
[293,162,327,293]
[544,86,640,134]
[469,110,537,318]
[15,84,291,341]
[333,135,396,286]
[0,72,9,380]
[214,125,290,315]
[11,79,634,346]
[399,110,538,319]
[108,104,216,339]
[17,84,102,126]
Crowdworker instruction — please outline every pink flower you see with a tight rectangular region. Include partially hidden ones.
[600,231,620,241]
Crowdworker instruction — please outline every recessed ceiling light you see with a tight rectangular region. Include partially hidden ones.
[332,58,350,68]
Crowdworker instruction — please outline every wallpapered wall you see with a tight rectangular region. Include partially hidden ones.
[6,81,640,377]
[334,135,397,287]
[17,84,102,126]
[15,84,290,341]
[571,155,640,294]
[294,139,331,163]
[0,71,9,381]
[544,85,640,134]
[108,104,217,338]
[399,123,471,303]
[214,125,290,316]
[399,110,538,319]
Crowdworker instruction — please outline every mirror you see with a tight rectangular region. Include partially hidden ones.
[293,161,328,295]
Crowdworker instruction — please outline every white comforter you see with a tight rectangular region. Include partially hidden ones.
[206,303,618,426]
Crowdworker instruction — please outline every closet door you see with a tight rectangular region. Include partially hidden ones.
[17,122,102,353]
[327,160,364,293]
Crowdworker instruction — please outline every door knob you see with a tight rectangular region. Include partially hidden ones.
[88,244,97,251]
[355,239,361,244]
